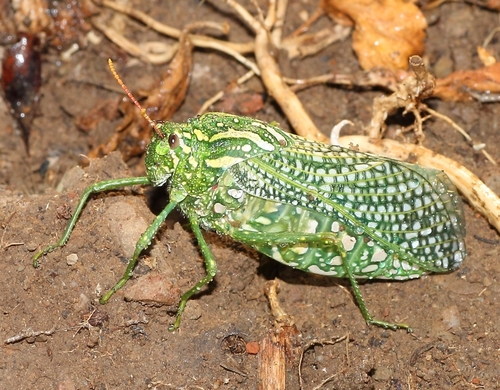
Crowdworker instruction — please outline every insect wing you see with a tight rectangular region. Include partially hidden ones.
[225,136,466,279]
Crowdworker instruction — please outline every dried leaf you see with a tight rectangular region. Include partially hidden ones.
[75,98,120,133]
[320,0,427,71]
[88,32,193,160]
[434,62,500,101]
[484,0,500,11]
[477,46,496,67]
[214,82,265,116]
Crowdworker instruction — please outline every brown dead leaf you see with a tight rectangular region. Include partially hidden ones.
[213,81,265,116]
[484,0,500,11]
[477,46,496,67]
[320,0,427,71]
[434,62,500,101]
[88,31,193,160]
[75,98,120,133]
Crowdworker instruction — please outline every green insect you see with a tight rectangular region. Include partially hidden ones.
[33,60,466,332]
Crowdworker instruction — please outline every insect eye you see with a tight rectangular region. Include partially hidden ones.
[168,134,179,149]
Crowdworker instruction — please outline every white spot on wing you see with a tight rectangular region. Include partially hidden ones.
[255,216,272,225]
[361,264,378,273]
[342,235,356,251]
[306,220,318,233]
[214,203,226,213]
[308,265,338,276]
[228,188,244,199]
[329,256,342,266]
[371,248,387,262]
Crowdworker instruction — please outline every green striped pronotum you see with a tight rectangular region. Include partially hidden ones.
[33,61,466,332]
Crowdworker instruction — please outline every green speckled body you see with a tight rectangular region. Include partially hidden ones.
[35,110,467,332]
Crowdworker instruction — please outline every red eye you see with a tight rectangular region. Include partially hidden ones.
[168,134,179,149]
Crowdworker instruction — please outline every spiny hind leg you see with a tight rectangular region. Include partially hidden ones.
[230,230,412,331]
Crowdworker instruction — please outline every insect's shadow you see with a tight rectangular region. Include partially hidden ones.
[145,185,171,218]
[257,256,352,290]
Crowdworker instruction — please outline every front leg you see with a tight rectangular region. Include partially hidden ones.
[33,176,151,267]
[100,201,178,304]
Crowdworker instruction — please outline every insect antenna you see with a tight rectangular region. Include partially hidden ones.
[107,58,164,139]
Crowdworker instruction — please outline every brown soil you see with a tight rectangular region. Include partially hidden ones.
[1,1,499,389]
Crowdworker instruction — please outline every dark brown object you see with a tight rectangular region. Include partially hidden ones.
[1,33,42,154]
[221,334,247,355]
[87,309,109,328]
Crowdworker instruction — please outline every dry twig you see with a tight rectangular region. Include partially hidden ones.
[259,279,300,390]
[5,327,56,344]
[224,0,329,142]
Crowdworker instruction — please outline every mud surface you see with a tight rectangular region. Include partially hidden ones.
[1,1,499,389]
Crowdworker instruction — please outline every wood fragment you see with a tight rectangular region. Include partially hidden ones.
[259,280,300,390]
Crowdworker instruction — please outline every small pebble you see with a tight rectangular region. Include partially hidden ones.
[56,166,85,192]
[185,300,202,321]
[73,293,90,312]
[441,305,460,329]
[124,273,181,305]
[25,242,39,252]
[246,341,260,355]
[66,253,78,266]
[372,366,392,381]
[57,378,76,390]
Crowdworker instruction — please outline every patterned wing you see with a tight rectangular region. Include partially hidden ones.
[222,135,466,278]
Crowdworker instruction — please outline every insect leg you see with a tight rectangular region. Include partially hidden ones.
[169,219,218,332]
[230,230,412,332]
[33,176,151,267]
[342,255,412,332]
[100,201,178,304]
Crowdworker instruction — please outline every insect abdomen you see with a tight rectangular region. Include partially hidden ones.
[218,195,431,280]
